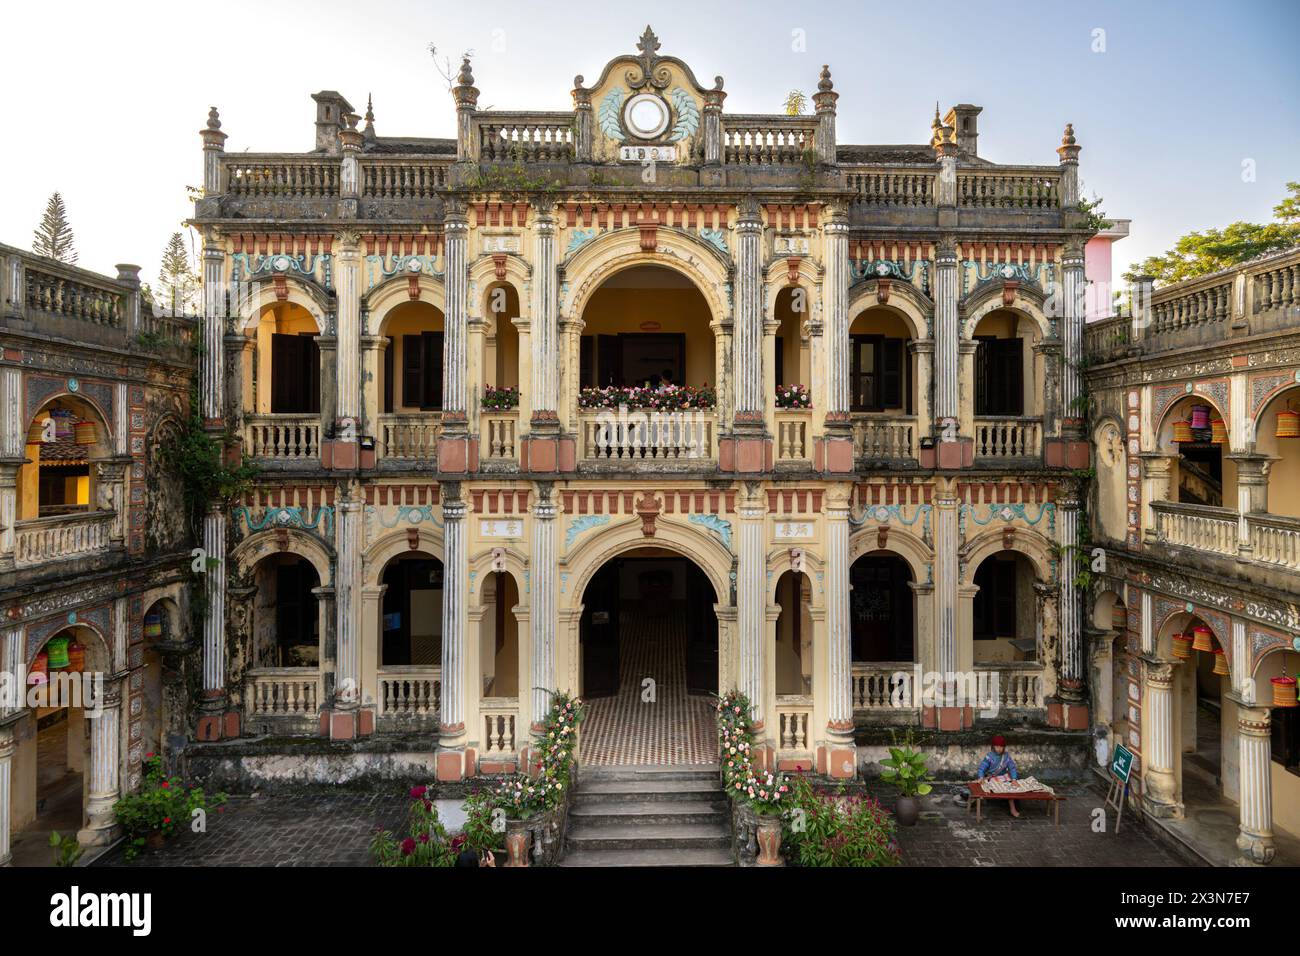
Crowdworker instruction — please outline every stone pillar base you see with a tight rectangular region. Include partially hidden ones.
[436,433,479,474]
[718,435,772,474]
[817,436,855,474]
[1234,830,1276,866]
[1044,439,1091,469]
[321,439,359,470]
[1141,794,1183,820]
[816,743,858,779]
[1046,700,1090,730]
[196,711,241,742]
[922,705,974,730]
[934,437,974,469]
[436,748,468,781]
[519,435,574,473]
[326,709,369,741]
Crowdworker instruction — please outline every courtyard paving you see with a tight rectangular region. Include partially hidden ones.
[89,775,1191,867]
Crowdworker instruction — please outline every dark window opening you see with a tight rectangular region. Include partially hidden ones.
[270,332,321,414]
[1177,443,1224,507]
[381,557,444,665]
[401,332,444,410]
[849,335,907,412]
[850,556,914,661]
[582,333,686,388]
[973,557,1018,641]
[974,336,1023,416]
[1273,707,1300,775]
[274,561,320,667]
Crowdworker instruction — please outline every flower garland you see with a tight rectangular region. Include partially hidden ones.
[775,384,812,409]
[481,384,519,410]
[493,690,585,819]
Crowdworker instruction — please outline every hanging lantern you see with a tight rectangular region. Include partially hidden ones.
[1172,632,1193,659]
[50,410,74,441]
[27,650,48,685]
[1190,404,1211,430]
[1191,624,1214,653]
[1172,419,1194,443]
[144,614,163,639]
[27,419,45,444]
[46,636,71,670]
[73,421,97,445]
[1272,676,1299,708]
[65,641,86,674]
[1111,604,1128,630]
[1210,418,1228,445]
[1277,409,1300,439]
[1212,649,1229,676]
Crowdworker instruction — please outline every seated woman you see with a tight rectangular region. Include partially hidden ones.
[975,734,1020,818]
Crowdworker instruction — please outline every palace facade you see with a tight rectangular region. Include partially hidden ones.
[5,27,1294,868]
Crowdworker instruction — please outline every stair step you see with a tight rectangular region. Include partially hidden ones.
[580,764,720,784]
[558,846,735,867]
[567,821,731,851]
[569,800,726,826]
[575,779,723,801]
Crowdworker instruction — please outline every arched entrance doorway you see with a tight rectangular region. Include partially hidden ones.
[578,548,718,765]
[850,553,915,663]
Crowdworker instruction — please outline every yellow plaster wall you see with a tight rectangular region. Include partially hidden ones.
[1256,392,1300,518]
[581,286,714,386]
[377,302,445,411]
[254,303,320,413]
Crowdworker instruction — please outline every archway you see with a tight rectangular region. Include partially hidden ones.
[140,598,180,762]
[1155,394,1235,508]
[774,570,813,695]
[378,552,444,667]
[250,553,323,668]
[9,625,108,866]
[1153,613,1227,816]
[18,394,111,524]
[849,552,915,663]
[578,547,718,765]
[971,550,1039,664]
[1255,386,1300,518]
[479,571,520,698]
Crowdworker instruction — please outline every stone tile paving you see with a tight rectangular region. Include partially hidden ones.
[862,778,1194,867]
[92,776,1191,868]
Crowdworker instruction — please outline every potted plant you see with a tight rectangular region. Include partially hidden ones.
[879,734,933,827]
[775,384,812,409]
[112,754,226,860]
[370,785,456,867]
[49,831,83,867]
[744,769,791,865]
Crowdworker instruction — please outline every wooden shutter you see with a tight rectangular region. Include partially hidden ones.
[775,336,784,387]
[301,333,320,414]
[597,335,621,386]
[402,335,422,407]
[424,331,444,409]
[1001,338,1024,415]
[271,333,295,413]
[580,337,594,388]
[881,338,903,409]
[974,337,993,416]
[383,336,394,413]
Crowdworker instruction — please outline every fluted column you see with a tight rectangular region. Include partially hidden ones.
[1139,454,1173,542]
[0,626,21,718]
[737,491,766,729]
[824,487,853,736]
[734,200,764,424]
[1236,703,1275,865]
[200,504,227,708]
[823,208,850,418]
[334,232,361,427]
[334,485,362,717]
[934,483,960,679]
[529,205,558,423]
[1060,239,1086,427]
[529,488,557,728]
[443,208,469,420]
[0,728,12,866]
[79,684,122,845]
[441,490,468,744]
[0,365,21,571]
[1056,484,1083,694]
[201,238,225,422]
[1141,659,1180,817]
[933,238,959,430]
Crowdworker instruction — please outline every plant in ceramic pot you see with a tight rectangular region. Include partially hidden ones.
[879,732,932,827]
[716,689,755,793]
[744,768,791,866]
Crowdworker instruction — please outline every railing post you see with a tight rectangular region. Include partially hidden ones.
[703,82,725,166]
[453,57,480,163]
[1056,123,1080,209]
[571,80,592,163]
[812,65,837,166]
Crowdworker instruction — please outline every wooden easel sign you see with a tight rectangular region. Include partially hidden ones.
[1105,743,1134,833]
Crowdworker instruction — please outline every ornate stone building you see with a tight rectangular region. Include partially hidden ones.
[1085,248,1300,865]
[0,243,196,865]
[173,26,1101,798]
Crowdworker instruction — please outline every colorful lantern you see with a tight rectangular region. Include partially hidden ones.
[27,651,48,685]
[65,641,86,674]
[1192,625,1214,653]
[26,419,45,444]
[1210,418,1228,445]
[1172,633,1193,659]
[1271,676,1299,708]
[144,614,163,639]
[1111,605,1128,630]
[1189,405,1210,430]
[1172,419,1193,443]
[46,636,71,670]
[1277,409,1300,439]
[1212,649,1229,676]
[73,421,96,445]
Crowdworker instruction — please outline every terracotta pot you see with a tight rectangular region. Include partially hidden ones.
[895,795,920,827]
[755,814,783,866]
[503,827,531,867]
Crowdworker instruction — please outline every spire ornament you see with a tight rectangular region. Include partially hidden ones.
[626,25,671,90]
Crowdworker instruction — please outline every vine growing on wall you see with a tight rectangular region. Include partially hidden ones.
[160,387,259,540]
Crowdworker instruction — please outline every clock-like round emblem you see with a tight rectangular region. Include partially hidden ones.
[407,259,423,272]
[623,92,670,139]
[272,255,291,272]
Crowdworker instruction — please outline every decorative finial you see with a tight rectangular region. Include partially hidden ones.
[932,102,941,129]
[365,94,374,124]
[457,56,474,87]
[207,107,222,130]
[1062,122,1076,146]
[637,25,661,59]
[818,64,833,92]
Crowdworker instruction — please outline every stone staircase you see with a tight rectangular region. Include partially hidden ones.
[559,764,734,867]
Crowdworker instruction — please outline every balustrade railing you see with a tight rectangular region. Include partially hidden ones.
[851,662,914,710]
[377,666,441,721]
[378,413,442,460]
[722,116,816,165]
[1248,512,1300,573]
[956,168,1061,209]
[852,414,917,461]
[1149,279,1231,336]
[973,416,1041,460]
[481,411,518,462]
[23,264,124,327]
[844,167,936,206]
[225,157,341,198]
[476,113,575,163]
[481,698,519,756]
[14,511,114,567]
[774,410,811,463]
[579,409,716,462]
[244,414,321,461]
[362,159,448,199]
[775,696,813,753]
[1151,501,1239,557]
[245,668,322,722]
[984,664,1045,709]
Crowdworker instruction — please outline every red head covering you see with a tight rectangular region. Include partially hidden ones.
[991,735,1007,748]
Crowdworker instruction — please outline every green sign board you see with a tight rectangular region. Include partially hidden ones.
[1111,744,1134,784]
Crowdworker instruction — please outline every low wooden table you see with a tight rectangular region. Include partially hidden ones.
[966,782,1066,825]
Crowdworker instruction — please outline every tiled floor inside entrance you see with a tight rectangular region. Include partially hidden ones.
[580,605,717,765]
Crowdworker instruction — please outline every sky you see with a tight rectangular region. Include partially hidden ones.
[2,0,1297,288]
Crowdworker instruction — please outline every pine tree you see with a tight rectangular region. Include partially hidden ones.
[158,232,198,315]
[32,192,78,264]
